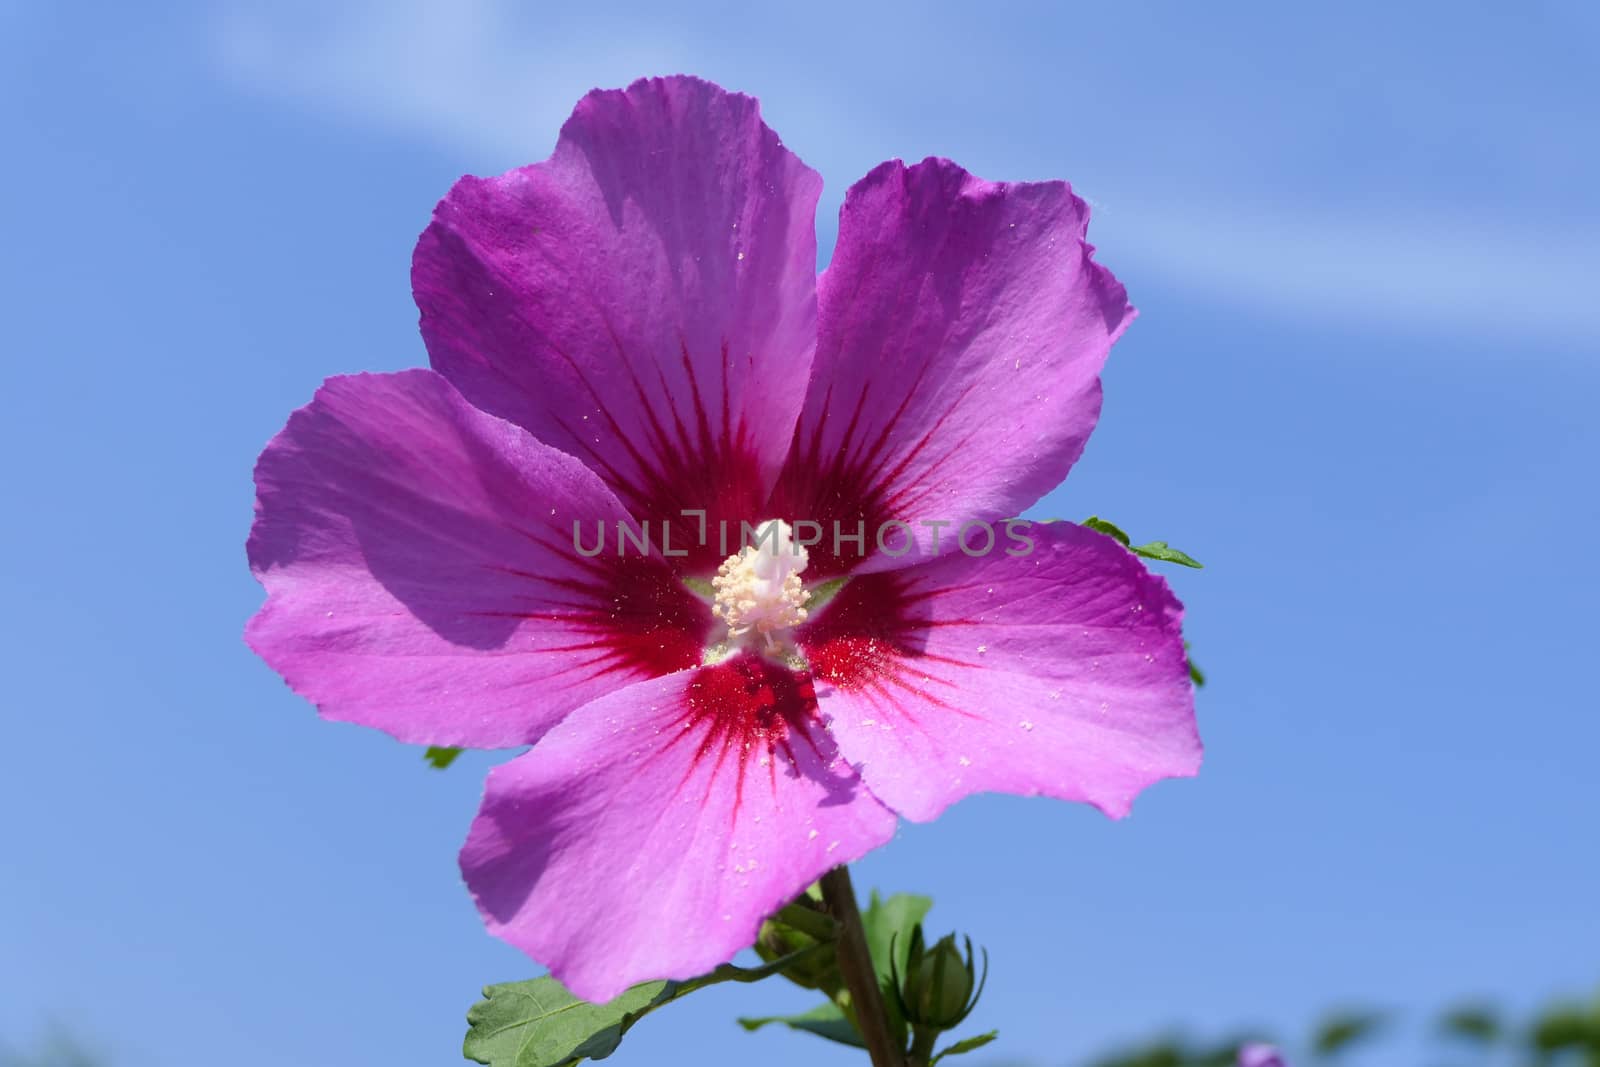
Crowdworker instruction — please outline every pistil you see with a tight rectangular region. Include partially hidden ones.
[711,519,811,652]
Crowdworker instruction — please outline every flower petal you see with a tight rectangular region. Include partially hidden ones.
[246,371,711,748]
[798,522,1199,821]
[413,76,821,571]
[459,654,897,1002]
[1239,1045,1289,1067]
[772,158,1132,574]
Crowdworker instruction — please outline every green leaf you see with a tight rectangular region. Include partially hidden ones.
[861,891,933,985]
[424,746,463,769]
[1312,1011,1386,1056]
[1129,541,1203,569]
[464,978,671,1067]
[1081,517,1202,567]
[464,950,824,1066]
[738,1001,865,1049]
[1184,642,1206,687]
[1083,516,1131,545]
[859,891,933,1049]
[1438,1004,1501,1043]
[933,1030,999,1063]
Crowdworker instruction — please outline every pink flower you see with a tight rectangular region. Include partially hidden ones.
[1239,1044,1288,1067]
[246,76,1200,1001]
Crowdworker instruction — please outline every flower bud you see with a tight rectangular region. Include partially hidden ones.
[894,926,987,1031]
[754,916,840,993]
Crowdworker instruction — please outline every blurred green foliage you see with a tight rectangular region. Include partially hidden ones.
[0,1029,102,1067]
[1082,983,1600,1067]
[10,979,1598,1067]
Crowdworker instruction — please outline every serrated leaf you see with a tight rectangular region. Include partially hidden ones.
[464,977,671,1067]
[464,949,825,1066]
[933,1030,999,1063]
[739,1001,865,1049]
[424,746,462,769]
[1083,516,1131,545]
[1129,541,1203,568]
[1312,1011,1385,1056]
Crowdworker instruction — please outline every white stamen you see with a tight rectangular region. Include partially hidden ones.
[712,519,810,650]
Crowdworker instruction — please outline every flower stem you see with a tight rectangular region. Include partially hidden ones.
[820,865,906,1067]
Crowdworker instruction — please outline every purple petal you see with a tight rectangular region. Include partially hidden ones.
[246,371,711,748]
[459,654,897,1002]
[1239,1045,1288,1067]
[773,158,1132,574]
[413,76,821,572]
[798,522,1199,821]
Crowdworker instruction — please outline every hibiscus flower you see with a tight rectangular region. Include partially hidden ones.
[246,75,1200,1002]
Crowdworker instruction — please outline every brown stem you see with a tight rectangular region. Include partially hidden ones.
[820,866,906,1067]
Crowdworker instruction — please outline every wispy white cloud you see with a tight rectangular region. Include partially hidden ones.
[1094,198,1600,352]
[216,0,693,168]
[212,0,1600,356]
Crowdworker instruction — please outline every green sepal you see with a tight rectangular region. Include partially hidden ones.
[753,902,841,993]
[893,928,987,1032]
[424,746,463,769]
[933,1030,999,1063]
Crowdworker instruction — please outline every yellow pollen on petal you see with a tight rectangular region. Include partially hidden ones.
[711,519,810,650]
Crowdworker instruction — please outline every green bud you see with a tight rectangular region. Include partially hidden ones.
[893,926,987,1032]
[754,914,840,993]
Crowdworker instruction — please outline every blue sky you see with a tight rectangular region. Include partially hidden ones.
[2,2,1596,1065]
